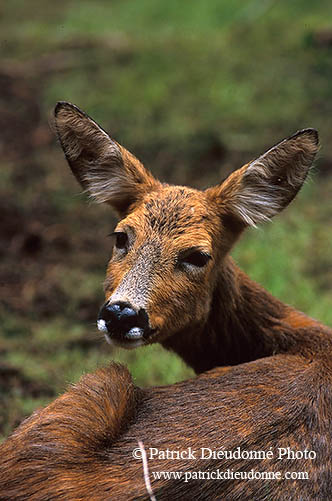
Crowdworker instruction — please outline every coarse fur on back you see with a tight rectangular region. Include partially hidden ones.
[1,352,332,500]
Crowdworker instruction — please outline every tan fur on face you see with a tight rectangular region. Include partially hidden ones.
[104,185,223,338]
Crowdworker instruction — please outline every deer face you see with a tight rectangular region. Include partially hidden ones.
[99,186,227,347]
[54,102,318,348]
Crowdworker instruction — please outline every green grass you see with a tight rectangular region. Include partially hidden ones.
[4,1,332,160]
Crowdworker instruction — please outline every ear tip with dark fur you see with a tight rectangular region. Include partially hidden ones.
[54,101,86,119]
[289,128,319,147]
[55,101,72,117]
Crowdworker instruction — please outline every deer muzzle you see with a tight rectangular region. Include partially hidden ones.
[97,300,153,347]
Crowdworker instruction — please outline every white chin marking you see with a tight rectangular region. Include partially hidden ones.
[97,319,108,332]
[125,327,144,339]
[104,333,145,349]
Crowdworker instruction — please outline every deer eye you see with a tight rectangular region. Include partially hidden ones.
[110,231,128,250]
[179,250,211,268]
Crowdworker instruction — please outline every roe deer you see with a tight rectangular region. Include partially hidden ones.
[54,102,330,374]
[0,102,331,500]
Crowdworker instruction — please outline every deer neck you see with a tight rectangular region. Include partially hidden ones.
[162,257,323,373]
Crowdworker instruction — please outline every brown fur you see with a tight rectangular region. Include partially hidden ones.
[0,103,331,499]
[1,353,332,500]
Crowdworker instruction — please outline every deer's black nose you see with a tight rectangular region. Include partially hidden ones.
[97,301,150,341]
[105,302,136,322]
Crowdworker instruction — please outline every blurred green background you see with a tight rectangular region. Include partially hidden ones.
[1,0,332,439]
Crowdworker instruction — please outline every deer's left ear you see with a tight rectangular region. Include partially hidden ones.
[54,102,159,216]
[206,129,319,227]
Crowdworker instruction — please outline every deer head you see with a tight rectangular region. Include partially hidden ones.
[54,102,318,349]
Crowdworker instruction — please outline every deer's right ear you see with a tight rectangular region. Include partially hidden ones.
[54,102,159,215]
[206,128,319,228]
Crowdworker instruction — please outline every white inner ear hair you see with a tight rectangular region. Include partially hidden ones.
[232,140,315,227]
[82,162,133,204]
